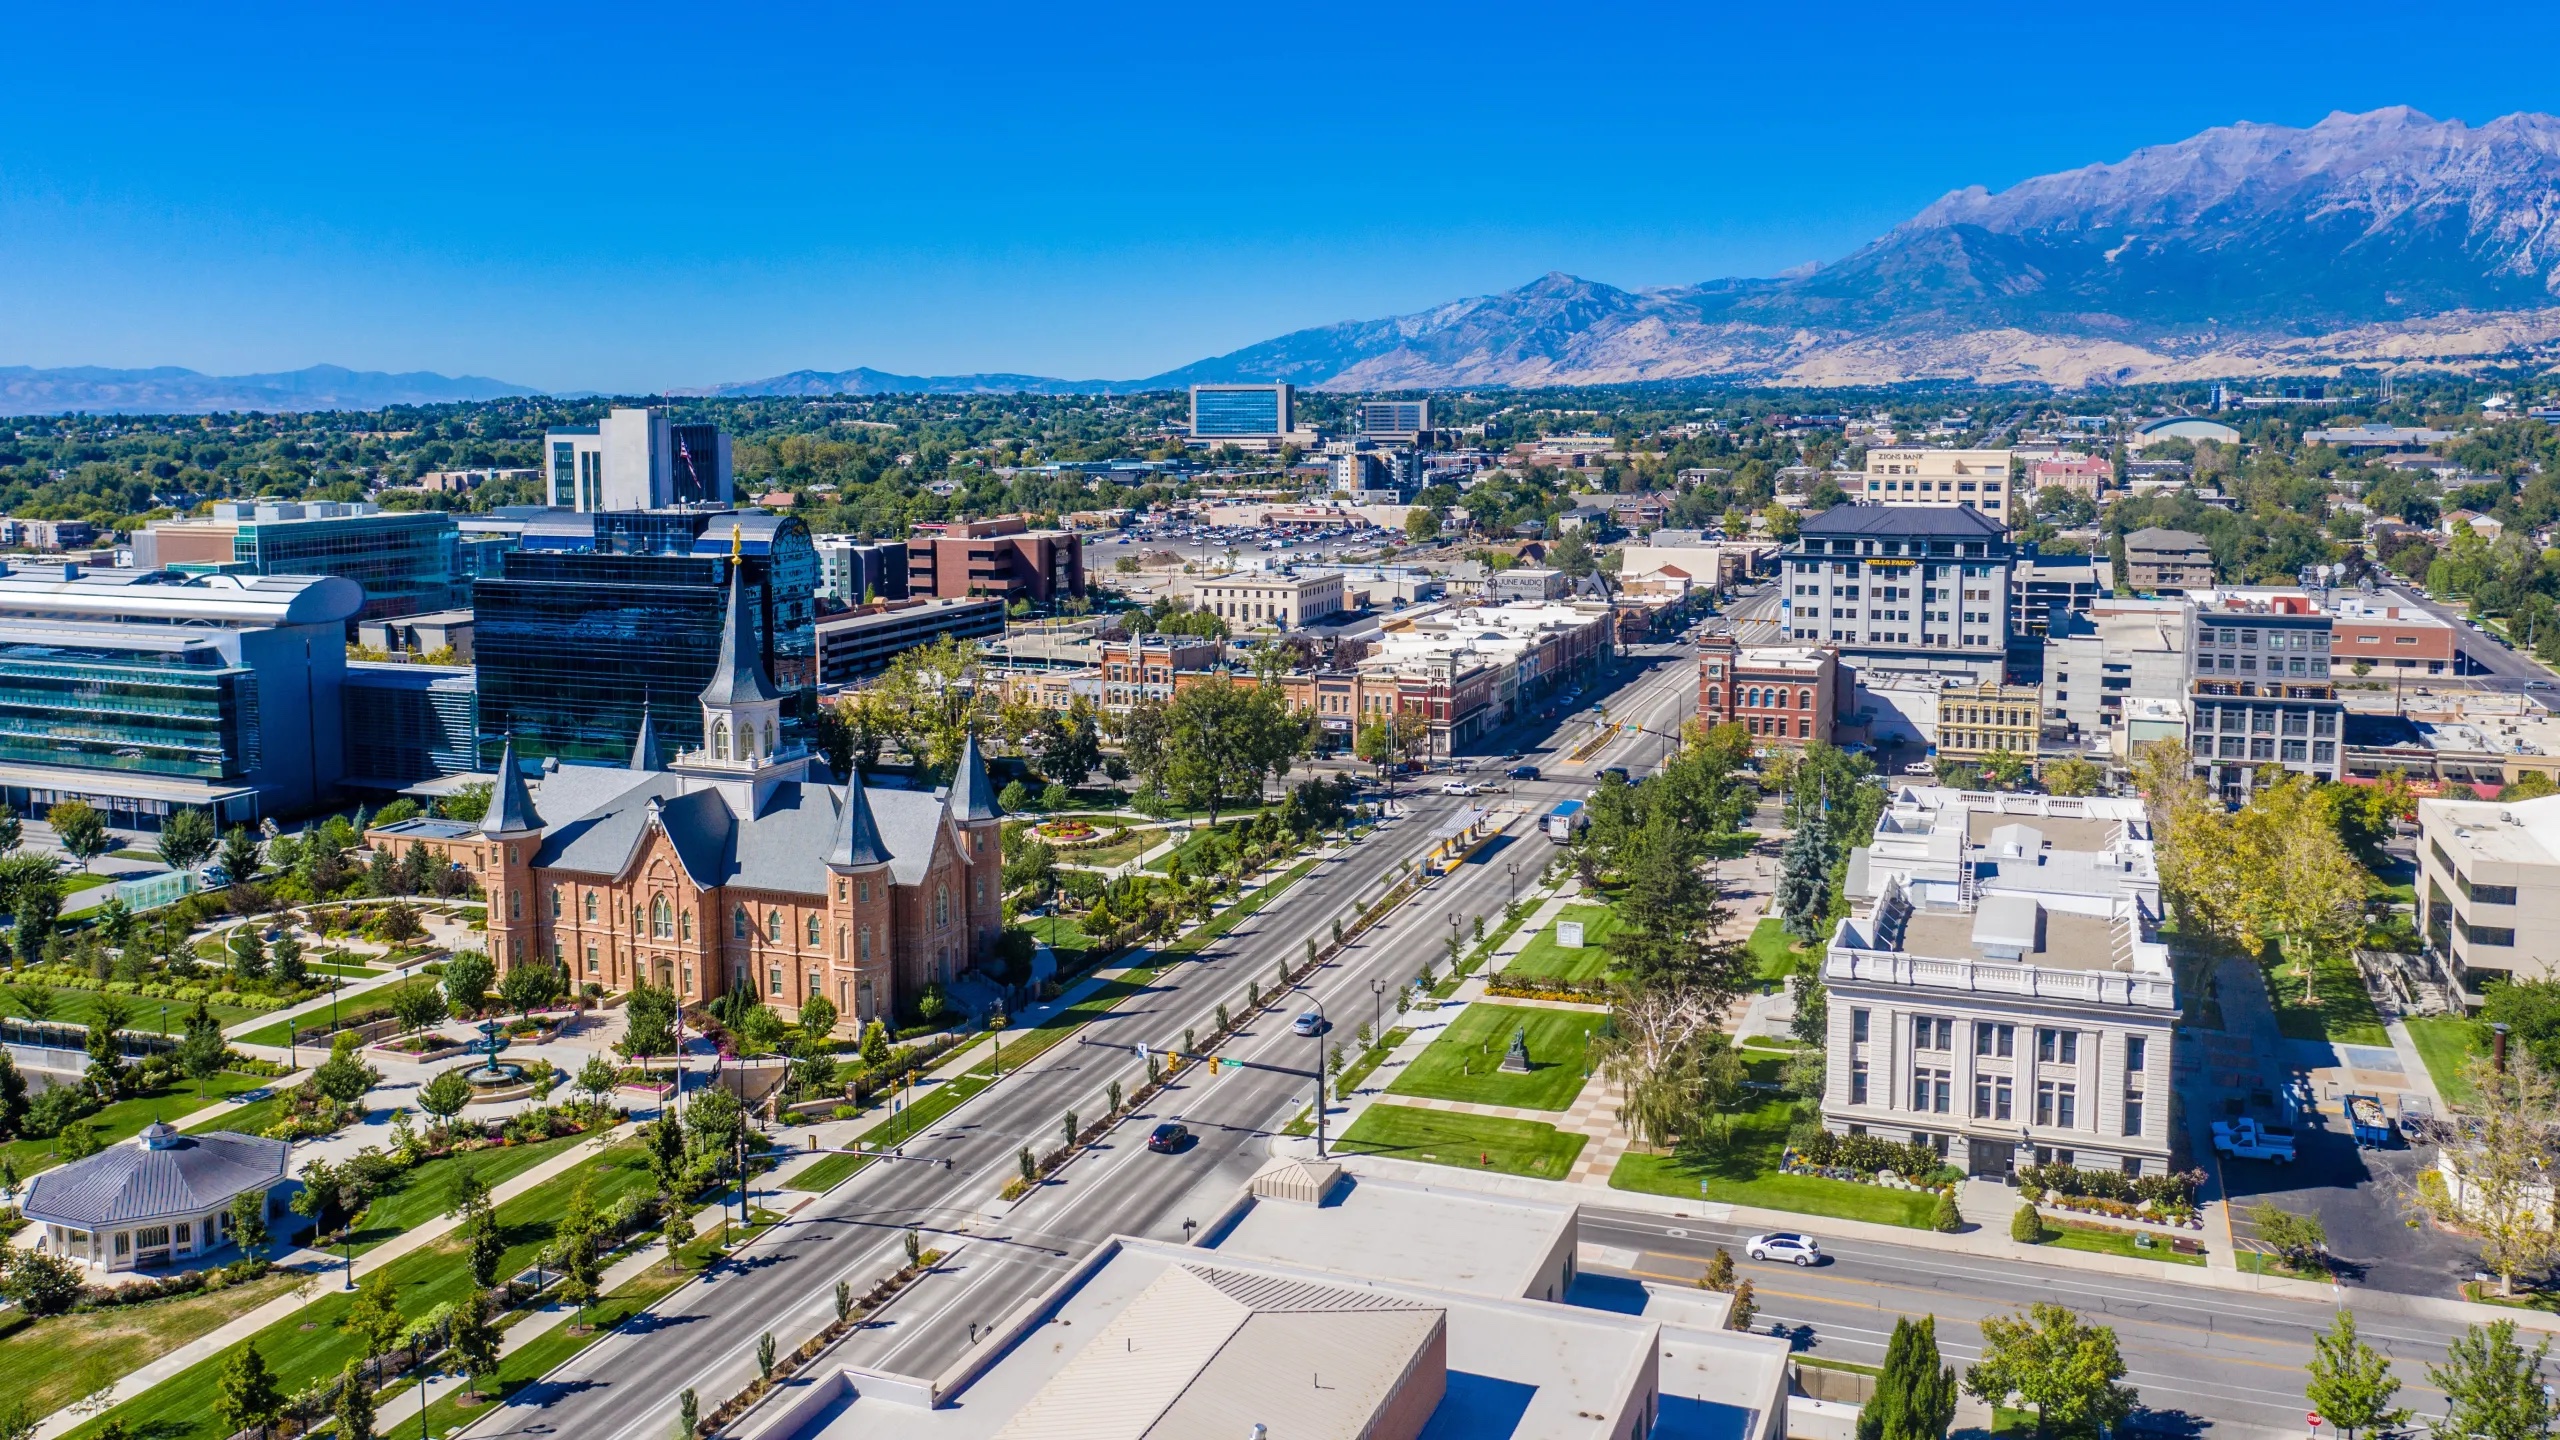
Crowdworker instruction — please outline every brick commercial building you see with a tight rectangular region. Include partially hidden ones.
[1697,636,1840,744]
[907,516,1085,604]
[2026,454,2111,498]
[368,569,1004,1034]
[2326,592,2459,675]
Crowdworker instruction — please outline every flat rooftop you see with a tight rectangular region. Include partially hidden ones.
[1214,1173,1571,1302]
[1899,904,2127,972]
[1963,809,2123,853]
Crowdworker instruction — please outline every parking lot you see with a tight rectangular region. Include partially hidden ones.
[2217,1100,2476,1296]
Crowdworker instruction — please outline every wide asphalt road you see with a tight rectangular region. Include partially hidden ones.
[1581,1208,2469,1440]
[459,654,1688,1440]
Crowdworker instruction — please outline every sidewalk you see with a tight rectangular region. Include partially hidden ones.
[34,1122,638,1440]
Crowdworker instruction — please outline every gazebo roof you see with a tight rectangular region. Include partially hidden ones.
[22,1127,288,1231]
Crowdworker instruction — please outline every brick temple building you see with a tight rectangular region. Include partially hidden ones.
[368,563,1003,1033]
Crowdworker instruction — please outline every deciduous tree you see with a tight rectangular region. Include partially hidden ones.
[1963,1303,2136,1440]
[2306,1309,2408,1440]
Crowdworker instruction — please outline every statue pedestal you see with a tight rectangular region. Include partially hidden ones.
[1499,1028,1532,1073]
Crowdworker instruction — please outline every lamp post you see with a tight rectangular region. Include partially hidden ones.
[1507,860,1519,907]
[1369,977,1385,1042]
[1310,999,1330,1158]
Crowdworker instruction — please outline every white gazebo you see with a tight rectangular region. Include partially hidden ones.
[21,1122,289,1272]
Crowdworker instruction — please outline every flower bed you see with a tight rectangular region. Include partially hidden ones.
[1778,1152,1958,1195]
[1034,819,1101,843]
[2032,1191,2204,1230]
[371,1031,474,1061]
[1484,974,1611,1004]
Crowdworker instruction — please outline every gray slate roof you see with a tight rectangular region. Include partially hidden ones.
[946,734,1001,823]
[1800,505,2007,539]
[528,765,956,892]
[23,1129,288,1230]
[482,735,543,836]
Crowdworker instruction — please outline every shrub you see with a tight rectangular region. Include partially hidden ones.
[1931,1190,1963,1233]
[2010,1204,2045,1244]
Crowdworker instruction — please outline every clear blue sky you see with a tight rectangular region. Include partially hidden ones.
[5,0,2558,393]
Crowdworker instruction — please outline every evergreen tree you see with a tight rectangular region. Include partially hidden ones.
[1860,1315,1958,1440]
[1776,785,1834,940]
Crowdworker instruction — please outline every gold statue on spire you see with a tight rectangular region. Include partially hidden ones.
[730,521,743,560]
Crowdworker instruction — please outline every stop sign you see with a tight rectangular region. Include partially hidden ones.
[2308,1414,2323,1431]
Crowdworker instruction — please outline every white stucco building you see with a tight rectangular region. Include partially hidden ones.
[1824,787,2179,1178]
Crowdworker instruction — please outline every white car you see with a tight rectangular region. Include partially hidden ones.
[1441,781,1479,796]
[1746,1231,1822,1266]
[1290,1012,1326,1037]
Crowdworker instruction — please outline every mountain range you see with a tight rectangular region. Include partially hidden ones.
[0,363,539,416]
[25,105,2560,408]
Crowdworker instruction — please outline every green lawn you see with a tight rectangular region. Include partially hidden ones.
[1335,1027,1412,1097]
[5,1070,275,1178]
[1503,905,1617,983]
[60,872,115,893]
[1747,917,1818,990]
[398,1257,693,1436]
[66,1138,658,1440]
[343,1131,596,1253]
[1054,828,1163,869]
[2036,1218,2205,1266]
[0,983,259,1031]
[1387,1003,1605,1111]
[185,1084,305,1140]
[1335,1103,1586,1180]
[1609,1077,1941,1230]
[1022,914,1100,972]
[0,1271,300,1421]
[2405,1015,2483,1106]
[2262,948,2390,1046]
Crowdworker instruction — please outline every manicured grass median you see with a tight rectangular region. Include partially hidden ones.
[1504,905,1617,983]
[1387,1003,1605,1111]
[1335,1103,1585,1179]
[2405,1015,2483,1106]
[67,1138,655,1440]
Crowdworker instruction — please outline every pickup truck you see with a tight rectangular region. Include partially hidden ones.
[2211,1116,2297,1163]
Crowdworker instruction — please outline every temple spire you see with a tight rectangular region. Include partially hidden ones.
[698,556,780,708]
[629,705,663,772]
[947,731,1000,822]
[827,768,892,869]
[481,735,542,836]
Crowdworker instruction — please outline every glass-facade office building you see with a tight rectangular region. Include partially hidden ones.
[0,631,260,783]
[342,663,479,785]
[230,510,462,622]
[1191,384,1291,438]
[472,510,818,765]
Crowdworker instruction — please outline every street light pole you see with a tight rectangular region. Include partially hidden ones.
[1370,977,1385,1042]
[1311,999,1329,1159]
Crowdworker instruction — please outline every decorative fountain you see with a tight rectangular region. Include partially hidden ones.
[456,1018,535,1105]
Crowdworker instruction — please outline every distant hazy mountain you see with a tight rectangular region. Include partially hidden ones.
[1149,106,2560,389]
[686,367,1121,398]
[0,363,539,415]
